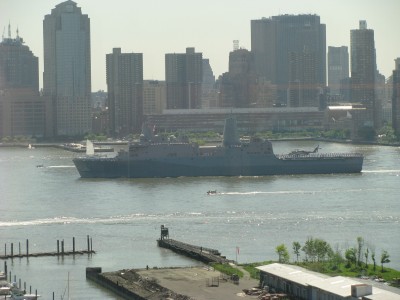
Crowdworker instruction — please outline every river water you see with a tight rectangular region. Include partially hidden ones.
[0,141,399,299]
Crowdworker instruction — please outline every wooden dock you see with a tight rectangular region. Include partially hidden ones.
[0,236,95,260]
[0,250,95,259]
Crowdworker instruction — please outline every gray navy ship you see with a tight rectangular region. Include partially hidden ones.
[73,118,364,178]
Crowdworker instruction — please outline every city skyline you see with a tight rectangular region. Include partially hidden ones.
[1,0,399,91]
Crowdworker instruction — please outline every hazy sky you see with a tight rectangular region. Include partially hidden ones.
[1,0,399,91]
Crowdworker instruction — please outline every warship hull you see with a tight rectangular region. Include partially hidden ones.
[73,151,364,179]
[73,117,363,179]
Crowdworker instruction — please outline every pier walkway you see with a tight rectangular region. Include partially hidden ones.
[156,225,232,264]
[157,238,231,264]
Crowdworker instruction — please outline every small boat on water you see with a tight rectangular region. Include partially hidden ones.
[207,190,217,195]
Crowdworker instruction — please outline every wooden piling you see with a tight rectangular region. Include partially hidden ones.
[87,235,90,252]
[0,237,96,259]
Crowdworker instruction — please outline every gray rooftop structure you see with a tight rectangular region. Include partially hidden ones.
[256,263,400,300]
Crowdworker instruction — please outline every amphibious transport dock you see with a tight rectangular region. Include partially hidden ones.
[73,118,364,178]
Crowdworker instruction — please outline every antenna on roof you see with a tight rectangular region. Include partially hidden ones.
[16,26,21,43]
[233,40,239,51]
[8,21,11,39]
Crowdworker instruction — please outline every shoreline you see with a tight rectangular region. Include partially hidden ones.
[1,138,399,148]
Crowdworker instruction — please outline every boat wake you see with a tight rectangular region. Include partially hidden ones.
[219,188,385,196]
[46,165,75,168]
[362,169,400,173]
[0,214,160,227]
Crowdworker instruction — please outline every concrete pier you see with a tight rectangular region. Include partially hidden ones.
[85,228,258,299]
[156,225,231,264]
[86,267,190,300]
[157,238,231,264]
[86,266,260,300]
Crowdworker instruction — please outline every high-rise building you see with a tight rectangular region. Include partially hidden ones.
[328,46,349,96]
[350,20,376,127]
[201,59,217,108]
[143,80,166,115]
[165,47,202,109]
[43,0,91,137]
[219,48,257,108]
[106,48,143,135]
[251,14,326,105]
[393,58,400,135]
[288,49,320,107]
[0,24,45,138]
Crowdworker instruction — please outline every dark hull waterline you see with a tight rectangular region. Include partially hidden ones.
[73,154,364,179]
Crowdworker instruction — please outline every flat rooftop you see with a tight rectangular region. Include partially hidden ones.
[136,266,260,300]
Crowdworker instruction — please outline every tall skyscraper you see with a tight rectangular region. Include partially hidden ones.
[106,48,143,135]
[219,48,257,108]
[288,49,319,107]
[165,47,202,109]
[328,46,349,96]
[350,20,376,126]
[43,0,91,136]
[0,24,45,138]
[251,14,326,105]
[393,58,400,135]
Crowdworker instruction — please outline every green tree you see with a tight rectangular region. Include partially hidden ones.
[377,125,398,143]
[276,244,290,263]
[314,238,333,262]
[302,237,317,262]
[364,248,369,269]
[329,246,343,270]
[292,241,301,263]
[357,237,364,266]
[301,237,332,263]
[380,250,390,272]
[371,250,376,272]
[345,248,357,267]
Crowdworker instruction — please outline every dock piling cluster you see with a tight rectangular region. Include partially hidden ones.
[0,236,95,260]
